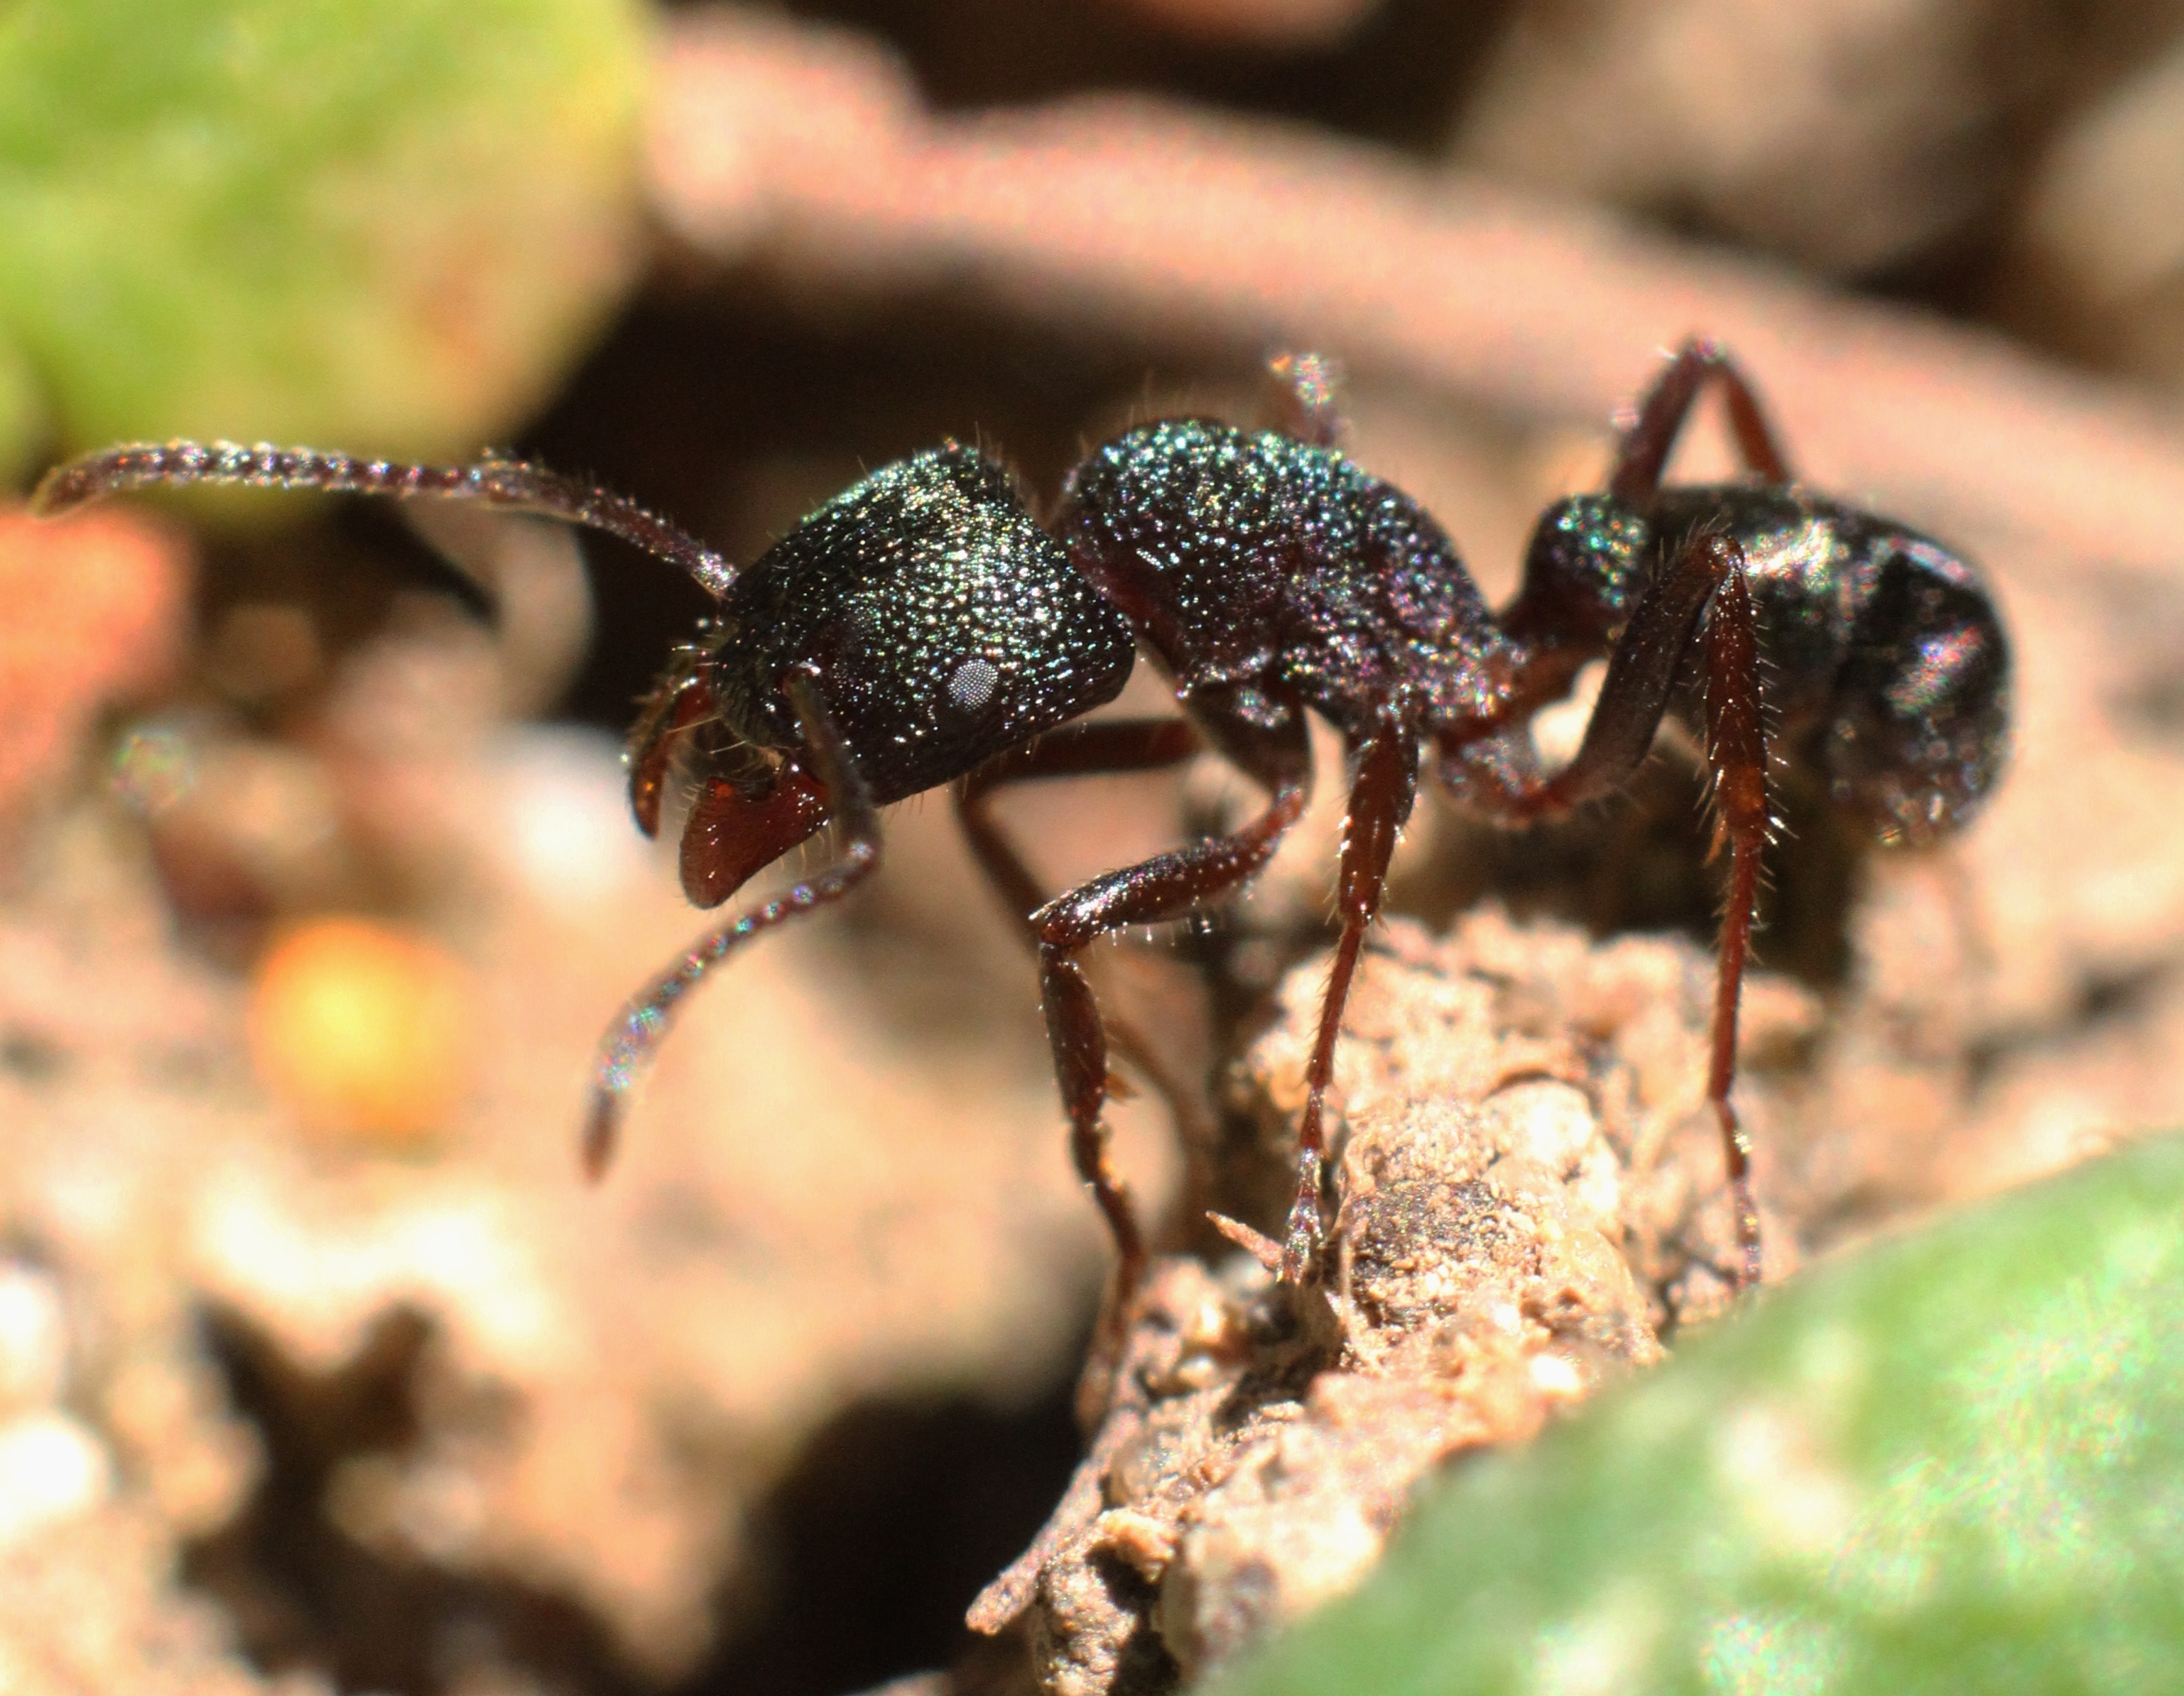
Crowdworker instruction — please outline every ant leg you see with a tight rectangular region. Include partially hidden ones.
[1031,716,1312,1299]
[1282,725,1420,1281]
[1467,532,1738,816]
[585,667,879,1178]
[957,719,1203,929]
[626,658,715,838]
[1455,532,1772,1288]
[1698,559,1770,1291]
[1608,339,1793,504]
[958,720,1219,1222]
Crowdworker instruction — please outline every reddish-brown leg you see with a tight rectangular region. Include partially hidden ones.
[1031,712,1312,1299]
[585,667,879,1178]
[957,719,1203,928]
[1700,565,1770,1290]
[1448,531,1773,1288]
[957,719,1220,1222]
[1281,724,1420,1281]
[1445,528,1744,815]
[1609,338,1793,504]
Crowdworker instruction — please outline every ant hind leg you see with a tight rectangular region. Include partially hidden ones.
[1696,558,1771,1290]
[1457,529,1773,1290]
[1609,338,1793,504]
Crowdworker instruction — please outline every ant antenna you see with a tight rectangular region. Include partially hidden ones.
[33,440,737,599]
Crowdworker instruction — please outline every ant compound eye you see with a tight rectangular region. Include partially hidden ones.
[947,657,1000,714]
[710,445,1135,805]
[1826,540,2010,844]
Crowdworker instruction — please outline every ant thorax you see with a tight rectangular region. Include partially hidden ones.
[1058,418,1516,740]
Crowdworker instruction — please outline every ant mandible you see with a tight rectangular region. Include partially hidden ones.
[34,339,2009,1299]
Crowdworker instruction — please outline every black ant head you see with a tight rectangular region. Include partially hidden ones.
[701,442,1136,812]
[1823,539,2010,844]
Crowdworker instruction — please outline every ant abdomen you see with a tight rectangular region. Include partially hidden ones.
[1823,536,2011,843]
[1641,486,2010,845]
[1504,482,2010,848]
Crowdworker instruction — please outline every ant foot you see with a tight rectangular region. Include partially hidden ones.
[1207,1212,1284,1276]
[1278,1150,1325,1283]
[1729,1173,1764,1294]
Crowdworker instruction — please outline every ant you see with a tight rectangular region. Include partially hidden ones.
[34,339,2009,1300]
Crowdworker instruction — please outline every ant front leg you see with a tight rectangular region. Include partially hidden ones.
[1452,530,1772,1289]
[1031,712,1312,1303]
[958,720,1219,1216]
[1609,339,1794,504]
[1283,723,1420,1281]
[958,719,1204,931]
[586,666,880,1177]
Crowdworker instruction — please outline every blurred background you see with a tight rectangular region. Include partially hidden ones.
[4,1,2184,1693]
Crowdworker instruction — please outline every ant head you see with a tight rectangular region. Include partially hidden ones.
[1824,539,2011,844]
[702,443,1136,811]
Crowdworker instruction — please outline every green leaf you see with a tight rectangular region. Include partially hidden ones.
[0,0,647,482]
[1212,1135,2184,1696]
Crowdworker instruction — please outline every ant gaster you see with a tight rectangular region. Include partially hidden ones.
[34,340,2009,1297]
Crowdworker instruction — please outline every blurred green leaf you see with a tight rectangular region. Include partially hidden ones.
[0,0,647,482]
[1214,1135,2184,1696]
